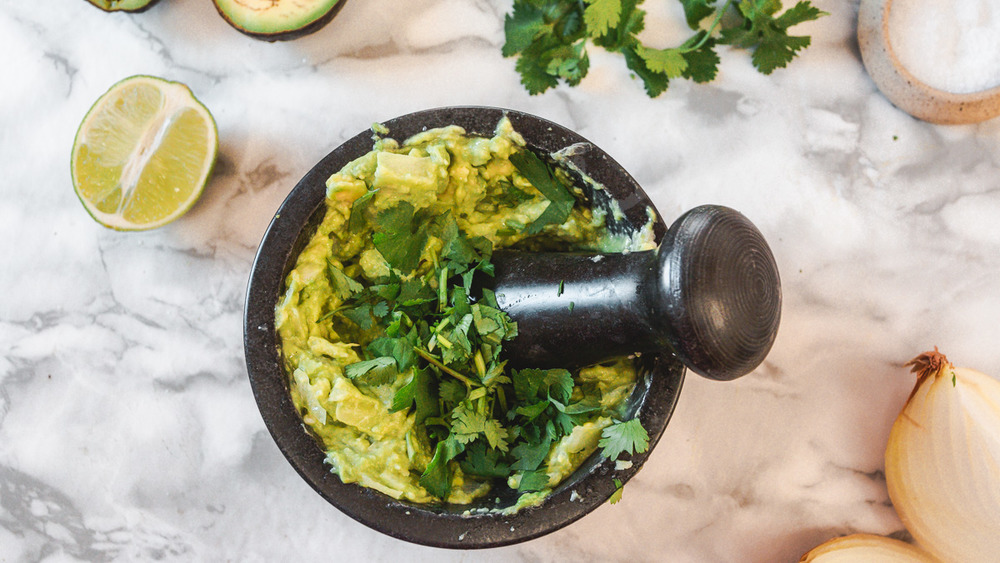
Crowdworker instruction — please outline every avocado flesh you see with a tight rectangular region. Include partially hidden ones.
[86,0,160,12]
[213,0,345,42]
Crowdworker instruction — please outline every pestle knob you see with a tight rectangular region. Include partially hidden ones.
[489,205,781,381]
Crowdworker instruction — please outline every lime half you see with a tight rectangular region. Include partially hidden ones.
[71,75,218,231]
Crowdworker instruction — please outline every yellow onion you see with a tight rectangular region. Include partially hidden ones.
[885,349,1000,562]
[800,533,936,562]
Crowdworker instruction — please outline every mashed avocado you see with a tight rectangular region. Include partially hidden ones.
[275,117,654,508]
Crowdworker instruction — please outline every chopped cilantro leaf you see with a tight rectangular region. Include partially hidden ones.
[485,181,534,208]
[545,369,574,403]
[461,441,512,478]
[390,367,438,424]
[452,402,488,445]
[372,280,401,303]
[483,419,511,452]
[371,301,390,319]
[515,400,550,421]
[513,368,573,405]
[599,418,650,461]
[344,357,398,386]
[368,335,418,372]
[420,440,457,499]
[397,277,435,307]
[438,213,493,274]
[509,149,576,234]
[348,189,376,233]
[341,303,376,331]
[438,378,467,408]
[512,436,552,471]
[328,262,363,300]
[517,469,551,492]
[371,202,431,273]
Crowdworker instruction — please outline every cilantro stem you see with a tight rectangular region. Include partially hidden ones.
[414,346,477,388]
[438,267,448,312]
[318,305,350,322]
[683,0,735,53]
[474,350,487,379]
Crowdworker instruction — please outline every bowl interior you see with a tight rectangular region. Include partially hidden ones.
[244,106,685,548]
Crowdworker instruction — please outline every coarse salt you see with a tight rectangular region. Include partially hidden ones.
[889,0,1000,93]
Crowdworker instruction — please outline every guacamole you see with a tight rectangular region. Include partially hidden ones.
[275,117,654,507]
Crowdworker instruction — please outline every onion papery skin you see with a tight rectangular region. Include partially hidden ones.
[799,533,937,562]
[886,358,1000,563]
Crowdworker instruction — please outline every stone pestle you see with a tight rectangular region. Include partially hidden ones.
[487,205,782,381]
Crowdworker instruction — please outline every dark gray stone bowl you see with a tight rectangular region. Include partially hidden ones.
[243,106,685,548]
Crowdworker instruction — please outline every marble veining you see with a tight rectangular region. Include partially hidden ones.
[3,0,1000,561]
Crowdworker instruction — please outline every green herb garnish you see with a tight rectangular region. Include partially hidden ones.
[502,0,826,97]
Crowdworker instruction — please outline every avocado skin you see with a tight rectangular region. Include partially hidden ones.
[86,0,162,12]
[213,0,349,42]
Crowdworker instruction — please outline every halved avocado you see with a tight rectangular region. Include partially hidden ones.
[86,0,160,12]
[213,0,347,42]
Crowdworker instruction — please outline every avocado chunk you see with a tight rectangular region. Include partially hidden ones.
[213,0,346,42]
[86,0,160,12]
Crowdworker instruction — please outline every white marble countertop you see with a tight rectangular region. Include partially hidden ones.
[3,1,1000,561]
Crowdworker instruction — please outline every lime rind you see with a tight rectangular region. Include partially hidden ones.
[71,75,218,231]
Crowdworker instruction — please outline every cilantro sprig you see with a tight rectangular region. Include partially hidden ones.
[503,0,826,97]
[326,149,649,501]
